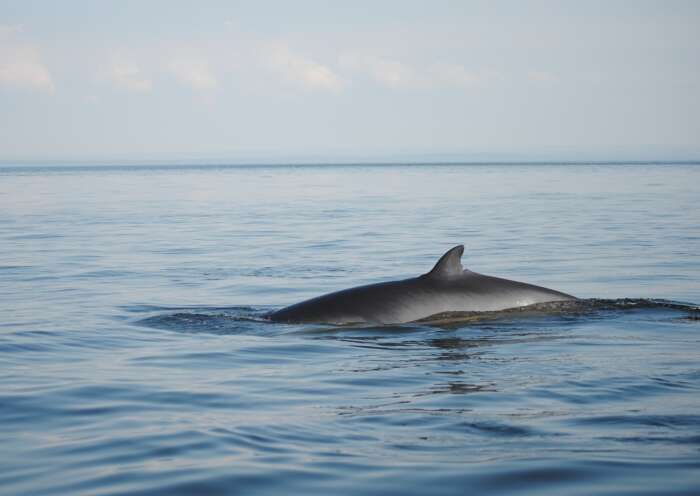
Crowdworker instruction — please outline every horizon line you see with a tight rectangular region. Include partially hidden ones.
[1,159,700,169]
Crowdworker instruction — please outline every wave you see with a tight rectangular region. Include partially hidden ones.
[133,298,699,335]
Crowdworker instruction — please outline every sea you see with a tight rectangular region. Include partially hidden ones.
[1,162,699,495]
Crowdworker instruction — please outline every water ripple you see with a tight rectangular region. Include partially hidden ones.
[2,164,700,496]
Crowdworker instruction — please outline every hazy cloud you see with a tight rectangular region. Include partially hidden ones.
[168,59,218,91]
[340,54,489,90]
[0,24,54,92]
[430,63,483,87]
[103,58,152,92]
[266,43,342,92]
[340,54,418,88]
[0,24,24,38]
[527,70,559,86]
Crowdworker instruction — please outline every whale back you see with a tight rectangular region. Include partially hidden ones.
[269,244,575,325]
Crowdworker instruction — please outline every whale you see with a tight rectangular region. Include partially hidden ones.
[269,245,576,325]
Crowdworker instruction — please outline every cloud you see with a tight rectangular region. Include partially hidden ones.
[168,59,218,91]
[0,24,54,92]
[340,54,489,90]
[266,43,342,92]
[527,70,559,86]
[0,24,24,38]
[430,63,482,87]
[103,58,152,92]
[340,54,418,88]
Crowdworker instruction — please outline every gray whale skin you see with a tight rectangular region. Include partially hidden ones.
[269,245,576,325]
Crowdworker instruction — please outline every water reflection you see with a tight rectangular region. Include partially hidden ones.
[418,382,495,396]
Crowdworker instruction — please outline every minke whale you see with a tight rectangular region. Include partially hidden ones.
[269,245,575,325]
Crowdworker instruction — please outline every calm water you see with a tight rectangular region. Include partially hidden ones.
[1,163,699,495]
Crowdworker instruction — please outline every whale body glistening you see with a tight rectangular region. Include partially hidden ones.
[269,245,576,325]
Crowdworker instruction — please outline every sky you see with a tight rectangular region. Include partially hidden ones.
[1,0,699,164]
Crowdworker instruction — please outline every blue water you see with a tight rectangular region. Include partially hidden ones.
[1,163,699,495]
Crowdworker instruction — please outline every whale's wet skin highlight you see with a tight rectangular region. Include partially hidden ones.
[1,163,699,495]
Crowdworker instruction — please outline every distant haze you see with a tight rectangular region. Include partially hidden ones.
[1,0,698,164]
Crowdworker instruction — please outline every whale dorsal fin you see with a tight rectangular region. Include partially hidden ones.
[426,245,464,279]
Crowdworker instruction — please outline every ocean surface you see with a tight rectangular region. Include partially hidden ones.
[1,163,699,495]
